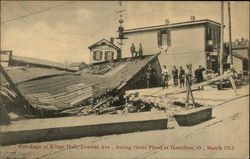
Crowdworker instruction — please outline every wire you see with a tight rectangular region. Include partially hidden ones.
[3,3,84,43]
[1,1,75,24]
[18,3,84,37]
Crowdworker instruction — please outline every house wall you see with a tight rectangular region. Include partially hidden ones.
[159,26,206,70]
[90,45,118,64]
[124,26,206,71]
[123,31,161,58]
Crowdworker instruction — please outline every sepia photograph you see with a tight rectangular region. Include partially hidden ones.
[0,1,249,158]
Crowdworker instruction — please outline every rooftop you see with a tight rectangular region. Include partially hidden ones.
[124,19,221,34]
[11,55,74,71]
[88,39,120,51]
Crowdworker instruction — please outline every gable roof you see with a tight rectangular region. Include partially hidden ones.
[88,39,120,51]
[124,19,221,34]
[1,67,71,85]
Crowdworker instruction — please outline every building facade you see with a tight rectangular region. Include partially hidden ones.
[123,18,223,73]
[88,39,121,64]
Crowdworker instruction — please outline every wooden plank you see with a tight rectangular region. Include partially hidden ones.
[68,91,93,106]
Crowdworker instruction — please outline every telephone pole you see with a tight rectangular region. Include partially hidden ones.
[228,1,233,67]
[220,1,224,76]
[116,1,127,56]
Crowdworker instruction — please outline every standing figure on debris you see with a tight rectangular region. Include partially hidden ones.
[179,66,185,88]
[145,64,156,88]
[162,65,169,89]
[172,66,178,87]
[130,43,136,58]
[138,43,143,58]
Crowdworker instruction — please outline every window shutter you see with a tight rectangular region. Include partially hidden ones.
[100,52,102,61]
[157,31,162,47]
[167,30,171,47]
[93,52,96,60]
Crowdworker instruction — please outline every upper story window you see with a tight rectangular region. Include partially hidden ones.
[93,51,102,61]
[105,51,114,61]
[158,30,171,47]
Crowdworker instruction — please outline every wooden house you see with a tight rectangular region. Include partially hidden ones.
[88,39,121,64]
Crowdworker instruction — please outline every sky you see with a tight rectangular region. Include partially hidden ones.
[1,1,249,64]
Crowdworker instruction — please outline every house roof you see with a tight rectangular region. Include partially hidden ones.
[124,19,221,34]
[11,55,74,71]
[69,62,87,67]
[88,39,120,51]
[1,67,71,85]
[1,54,160,112]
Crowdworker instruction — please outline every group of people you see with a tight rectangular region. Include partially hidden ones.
[130,43,143,58]
[161,65,206,89]
[144,64,206,89]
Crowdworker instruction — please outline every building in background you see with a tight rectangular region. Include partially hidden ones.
[0,50,74,71]
[230,38,249,75]
[123,17,224,73]
[88,39,121,64]
[0,51,12,67]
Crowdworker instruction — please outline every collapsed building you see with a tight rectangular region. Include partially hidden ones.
[0,53,162,117]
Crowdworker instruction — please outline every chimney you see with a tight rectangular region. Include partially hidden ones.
[110,37,114,44]
[165,19,170,25]
[190,16,195,21]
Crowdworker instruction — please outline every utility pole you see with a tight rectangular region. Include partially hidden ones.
[228,1,233,67]
[220,1,224,76]
[116,1,127,57]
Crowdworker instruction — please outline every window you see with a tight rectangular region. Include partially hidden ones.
[212,29,216,41]
[93,51,102,61]
[105,51,114,61]
[208,28,212,40]
[162,33,168,46]
[158,30,171,47]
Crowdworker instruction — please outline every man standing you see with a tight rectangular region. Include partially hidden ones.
[162,65,169,89]
[172,66,178,87]
[197,65,205,83]
[145,64,156,88]
[138,43,143,58]
[196,65,205,90]
[130,43,136,58]
[179,66,185,88]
